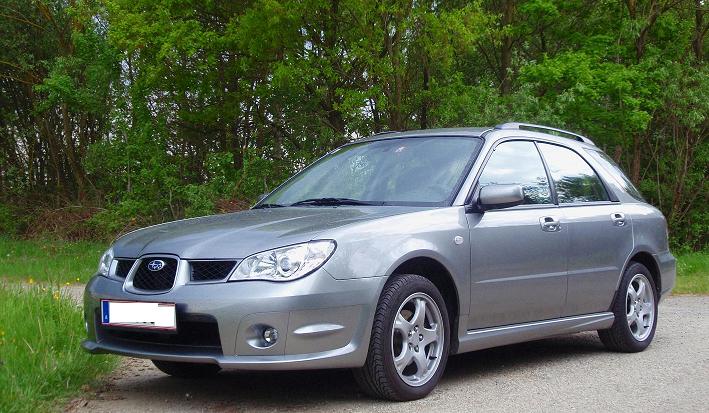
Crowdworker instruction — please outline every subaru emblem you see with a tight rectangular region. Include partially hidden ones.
[147,259,165,272]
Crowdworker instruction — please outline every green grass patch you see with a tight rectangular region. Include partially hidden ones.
[0,285,117,412]
[0,237,106,284]
[674,251,709,294]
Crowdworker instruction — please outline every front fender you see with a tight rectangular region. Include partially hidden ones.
[319,207,471,318]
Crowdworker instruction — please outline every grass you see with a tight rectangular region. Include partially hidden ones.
[0,285,117,413]
[673,251,709,294]
[0,237,106,284]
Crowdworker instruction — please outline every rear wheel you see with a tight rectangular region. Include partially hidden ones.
[598,262,658,352]
[152,360,221,378]
[354,274,450,401]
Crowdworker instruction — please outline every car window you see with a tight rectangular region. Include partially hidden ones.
[477,141,552,204]
[538,143,608,203]
[585,149,644,201]
[262,137,482,206]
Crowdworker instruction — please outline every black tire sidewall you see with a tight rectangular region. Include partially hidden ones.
[377,275,451,400]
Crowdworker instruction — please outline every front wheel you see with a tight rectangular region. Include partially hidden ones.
[598,262,658,352]
[354,274,450,401]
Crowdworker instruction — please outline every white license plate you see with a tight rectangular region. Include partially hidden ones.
[101,300,177,331]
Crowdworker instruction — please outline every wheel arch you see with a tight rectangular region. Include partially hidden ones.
[627,251,662,296]
[390,256,461,354]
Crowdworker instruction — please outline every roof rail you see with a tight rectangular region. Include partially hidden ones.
[495,122,595,145]
[372,130,400,136]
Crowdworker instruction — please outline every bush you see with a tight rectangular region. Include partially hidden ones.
[0,204,21,236]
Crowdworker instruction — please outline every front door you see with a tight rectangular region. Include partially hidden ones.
[467,140,568,330]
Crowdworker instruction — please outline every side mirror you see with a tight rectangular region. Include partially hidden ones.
[478,184,525,211]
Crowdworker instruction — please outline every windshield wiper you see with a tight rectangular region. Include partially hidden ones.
[252,203,286,209]
[290,197,380,207]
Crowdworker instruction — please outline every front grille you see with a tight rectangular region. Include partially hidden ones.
[95,311,222,354]
[132,257,178,291]
[190,261,237,282]
[115,259,136,278]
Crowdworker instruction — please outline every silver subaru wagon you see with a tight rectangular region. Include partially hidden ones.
[83,123,675,400]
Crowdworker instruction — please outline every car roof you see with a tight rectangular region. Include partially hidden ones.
[357,124,597,149]
[358,127,491,142]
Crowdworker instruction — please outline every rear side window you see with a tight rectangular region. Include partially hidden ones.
[585,149,645,201]
[538,143,608,203]
[478,141,552,204]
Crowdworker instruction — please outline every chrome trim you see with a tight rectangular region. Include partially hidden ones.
[123,254,183,295]
[292,323,345,336]
[495,122,595,145]
[466,312,612,335]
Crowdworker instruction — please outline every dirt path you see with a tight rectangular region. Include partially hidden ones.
[62,284,85,303]
[1,279,84,303]
[67,296,709,412]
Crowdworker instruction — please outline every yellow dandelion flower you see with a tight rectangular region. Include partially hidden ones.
[28,278,35,285]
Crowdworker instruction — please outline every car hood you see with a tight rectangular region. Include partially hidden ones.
[112,206,425,259]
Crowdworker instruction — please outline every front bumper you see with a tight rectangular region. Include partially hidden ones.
[82,269,387,370]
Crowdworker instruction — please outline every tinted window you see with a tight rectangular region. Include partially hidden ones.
[478,141,552,204]
[263,137,482,206]
[585,149,644,201]
[538,143,608,203]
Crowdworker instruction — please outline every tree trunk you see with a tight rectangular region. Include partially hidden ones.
[499,0,515,95]
[61,103,85,200]
[420,60,429,129]
[630,133,641,184]
[633,0,660,63]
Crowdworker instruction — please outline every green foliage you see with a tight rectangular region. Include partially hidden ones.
[0,0,706,249]
[0,285,116,412]
[0,204,22,236]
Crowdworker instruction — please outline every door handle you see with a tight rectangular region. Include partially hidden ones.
[539,216,561,232]
[611,212,626,227]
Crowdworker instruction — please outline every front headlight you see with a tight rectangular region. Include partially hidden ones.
[97,247,114,277]
[230,240,336,282]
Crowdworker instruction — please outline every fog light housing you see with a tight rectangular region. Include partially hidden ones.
[263,327,278,345]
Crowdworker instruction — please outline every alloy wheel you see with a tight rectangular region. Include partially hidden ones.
[626,273,655,341]
[391,292,445,386]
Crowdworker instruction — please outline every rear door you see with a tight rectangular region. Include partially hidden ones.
[467,140,568,330]
[537,143,634,316]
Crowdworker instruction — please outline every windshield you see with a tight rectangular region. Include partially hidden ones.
[260,137,482,207]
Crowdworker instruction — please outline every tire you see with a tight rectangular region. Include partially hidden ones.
[354,274,450,401]
[598,262,658,352]
[152,360,221,378]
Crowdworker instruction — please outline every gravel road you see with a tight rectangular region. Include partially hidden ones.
[68,296,709,412]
